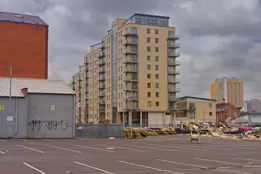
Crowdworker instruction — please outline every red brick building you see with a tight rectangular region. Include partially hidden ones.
[0,12,48,79]
[216,103,240,123]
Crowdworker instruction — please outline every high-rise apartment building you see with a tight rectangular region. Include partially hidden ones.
[71,65,86,123]
[244,99,261,113]
[211,77,244,109]
[84,13,180,124]
[0,12,48,79]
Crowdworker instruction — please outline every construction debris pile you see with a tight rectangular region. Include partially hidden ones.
[124,128,176,139]
[186,122,261,141]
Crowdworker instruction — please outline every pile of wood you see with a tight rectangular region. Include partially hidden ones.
[124,128,176,139]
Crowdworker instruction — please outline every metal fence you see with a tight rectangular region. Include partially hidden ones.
[76,124,124,138]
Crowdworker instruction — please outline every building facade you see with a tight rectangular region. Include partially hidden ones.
[244,99,261,113]
[176,96,217,124]
[0,78,75,138]
[84,13,180,124]
[71,66,86,123]
[211,77,244,109]
[216,103,240,123]
[0,12,48,79]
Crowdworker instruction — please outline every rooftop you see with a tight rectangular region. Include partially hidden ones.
[0,78,75,97]
[178,96,217,102]
[0,11,48,26]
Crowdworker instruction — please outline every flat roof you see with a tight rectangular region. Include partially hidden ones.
[179,96,217,102]
[131,13,170,19]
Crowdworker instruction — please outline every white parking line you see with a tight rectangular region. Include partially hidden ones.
[230,157,260,162]
[194,158,244,166]
[74,145,115,153]
[158,159,252,174]
[122,144,178,152]
[46,145,81,154]
[0,150,5,154]
[73,161,115,174]
[0,139,6,142]
[23,162,46,174]
[17,145,44,154]
[117,160,184,174]
[157,159,208,169]
[99,145,145,152]
[148,144,207,151]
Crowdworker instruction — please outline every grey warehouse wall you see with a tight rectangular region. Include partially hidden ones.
[27,94,74,138]
[0,97,27,138]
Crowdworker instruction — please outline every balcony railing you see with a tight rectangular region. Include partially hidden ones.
[99,75,105,81]
[167,36,179,40]
[123,49,138,55]
[99,68,105,73]
[169,88,181,93]
[124,32,138,37]
[124,87,139,91]
[99,84,105,89]
[122,58,138,64]
[169,96,176,101]
[168,70,180,75]
[99,60,105,66]
[168,60,180,66]
[168,52,180,58]
[168,78,180,84]
[99,91,105,97]
[124,40,138,45]
[100,42,105,50]
[97,52,105,58]
[100,108,105,113]
[99,100,105,105]
[168,43,180,49]
[123,77,138,81]
[123,68,138,73]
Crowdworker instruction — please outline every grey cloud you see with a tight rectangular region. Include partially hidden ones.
[0,0,260,100]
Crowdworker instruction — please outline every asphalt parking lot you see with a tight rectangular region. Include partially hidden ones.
[0,135,260,174]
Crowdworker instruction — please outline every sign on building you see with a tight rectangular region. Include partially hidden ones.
[0,105,4,111]
[7,116,13,122]
[50,105,56,111]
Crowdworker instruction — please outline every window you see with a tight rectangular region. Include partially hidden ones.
[155,56,159,62]
[155,38,159,43]
[147,83,151,88]
[156,102,159,107]
[147,74,151,79]
[156,92,159,98]
[209,112,212,116]
[147,64,151,70]
[209,103,212,107]
[147,37,150,43]
[131,27,137,34]
[147,28,150,34]
[155,47,159,52]
[148,101,151,107]
[147,92,151,97]
[155,29,159,34]
[147,46,151,52]
[147,56,151,61]
[155,65,159,70]
[156,83,159,88]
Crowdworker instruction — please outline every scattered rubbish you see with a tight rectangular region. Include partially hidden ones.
[106,147,114,150]
[190,132,200,144]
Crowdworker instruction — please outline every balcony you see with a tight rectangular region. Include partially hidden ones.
[123,49,138,55]
[123,77,138,82]
[124,87,138,91]
[168,70,180,75]
[99,68,105,73]
[168,43,180,49]
[168,60,180,66]
[168,52,180,58]
[124,32,138,37]
[99,75,105,81]
[99,60,105,66]
[168,78,180,84]
[99,84,105,89]
[124,40,138,46]
[169,88,181,93]
[169,96,176,102]
[123,68,138,73]
[97,52,105,58]
[99,100,105,105]
[131,96,138,101]
[100,108,105,113]
[99,91,106,97]
[100,42,105,50]
[122,58,138,64]
[167,36,179,40]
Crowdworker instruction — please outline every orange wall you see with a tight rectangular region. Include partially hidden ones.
[0,22,48,79]
[211,83,215,99]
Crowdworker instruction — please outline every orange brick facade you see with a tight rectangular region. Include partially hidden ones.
[0,22,48,79]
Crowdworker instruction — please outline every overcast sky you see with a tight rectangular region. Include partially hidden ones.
[1,0,261,100]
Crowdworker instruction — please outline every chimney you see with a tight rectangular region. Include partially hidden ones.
[21,88,28,96]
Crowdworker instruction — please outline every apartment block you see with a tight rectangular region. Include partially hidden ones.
[244,99,261,113]
[176,96,217,124]
[84,13,180,124]
[211,77,244,109]
[71,65,86,123]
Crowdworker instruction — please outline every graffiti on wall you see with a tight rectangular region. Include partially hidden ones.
[27,120,72,131]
